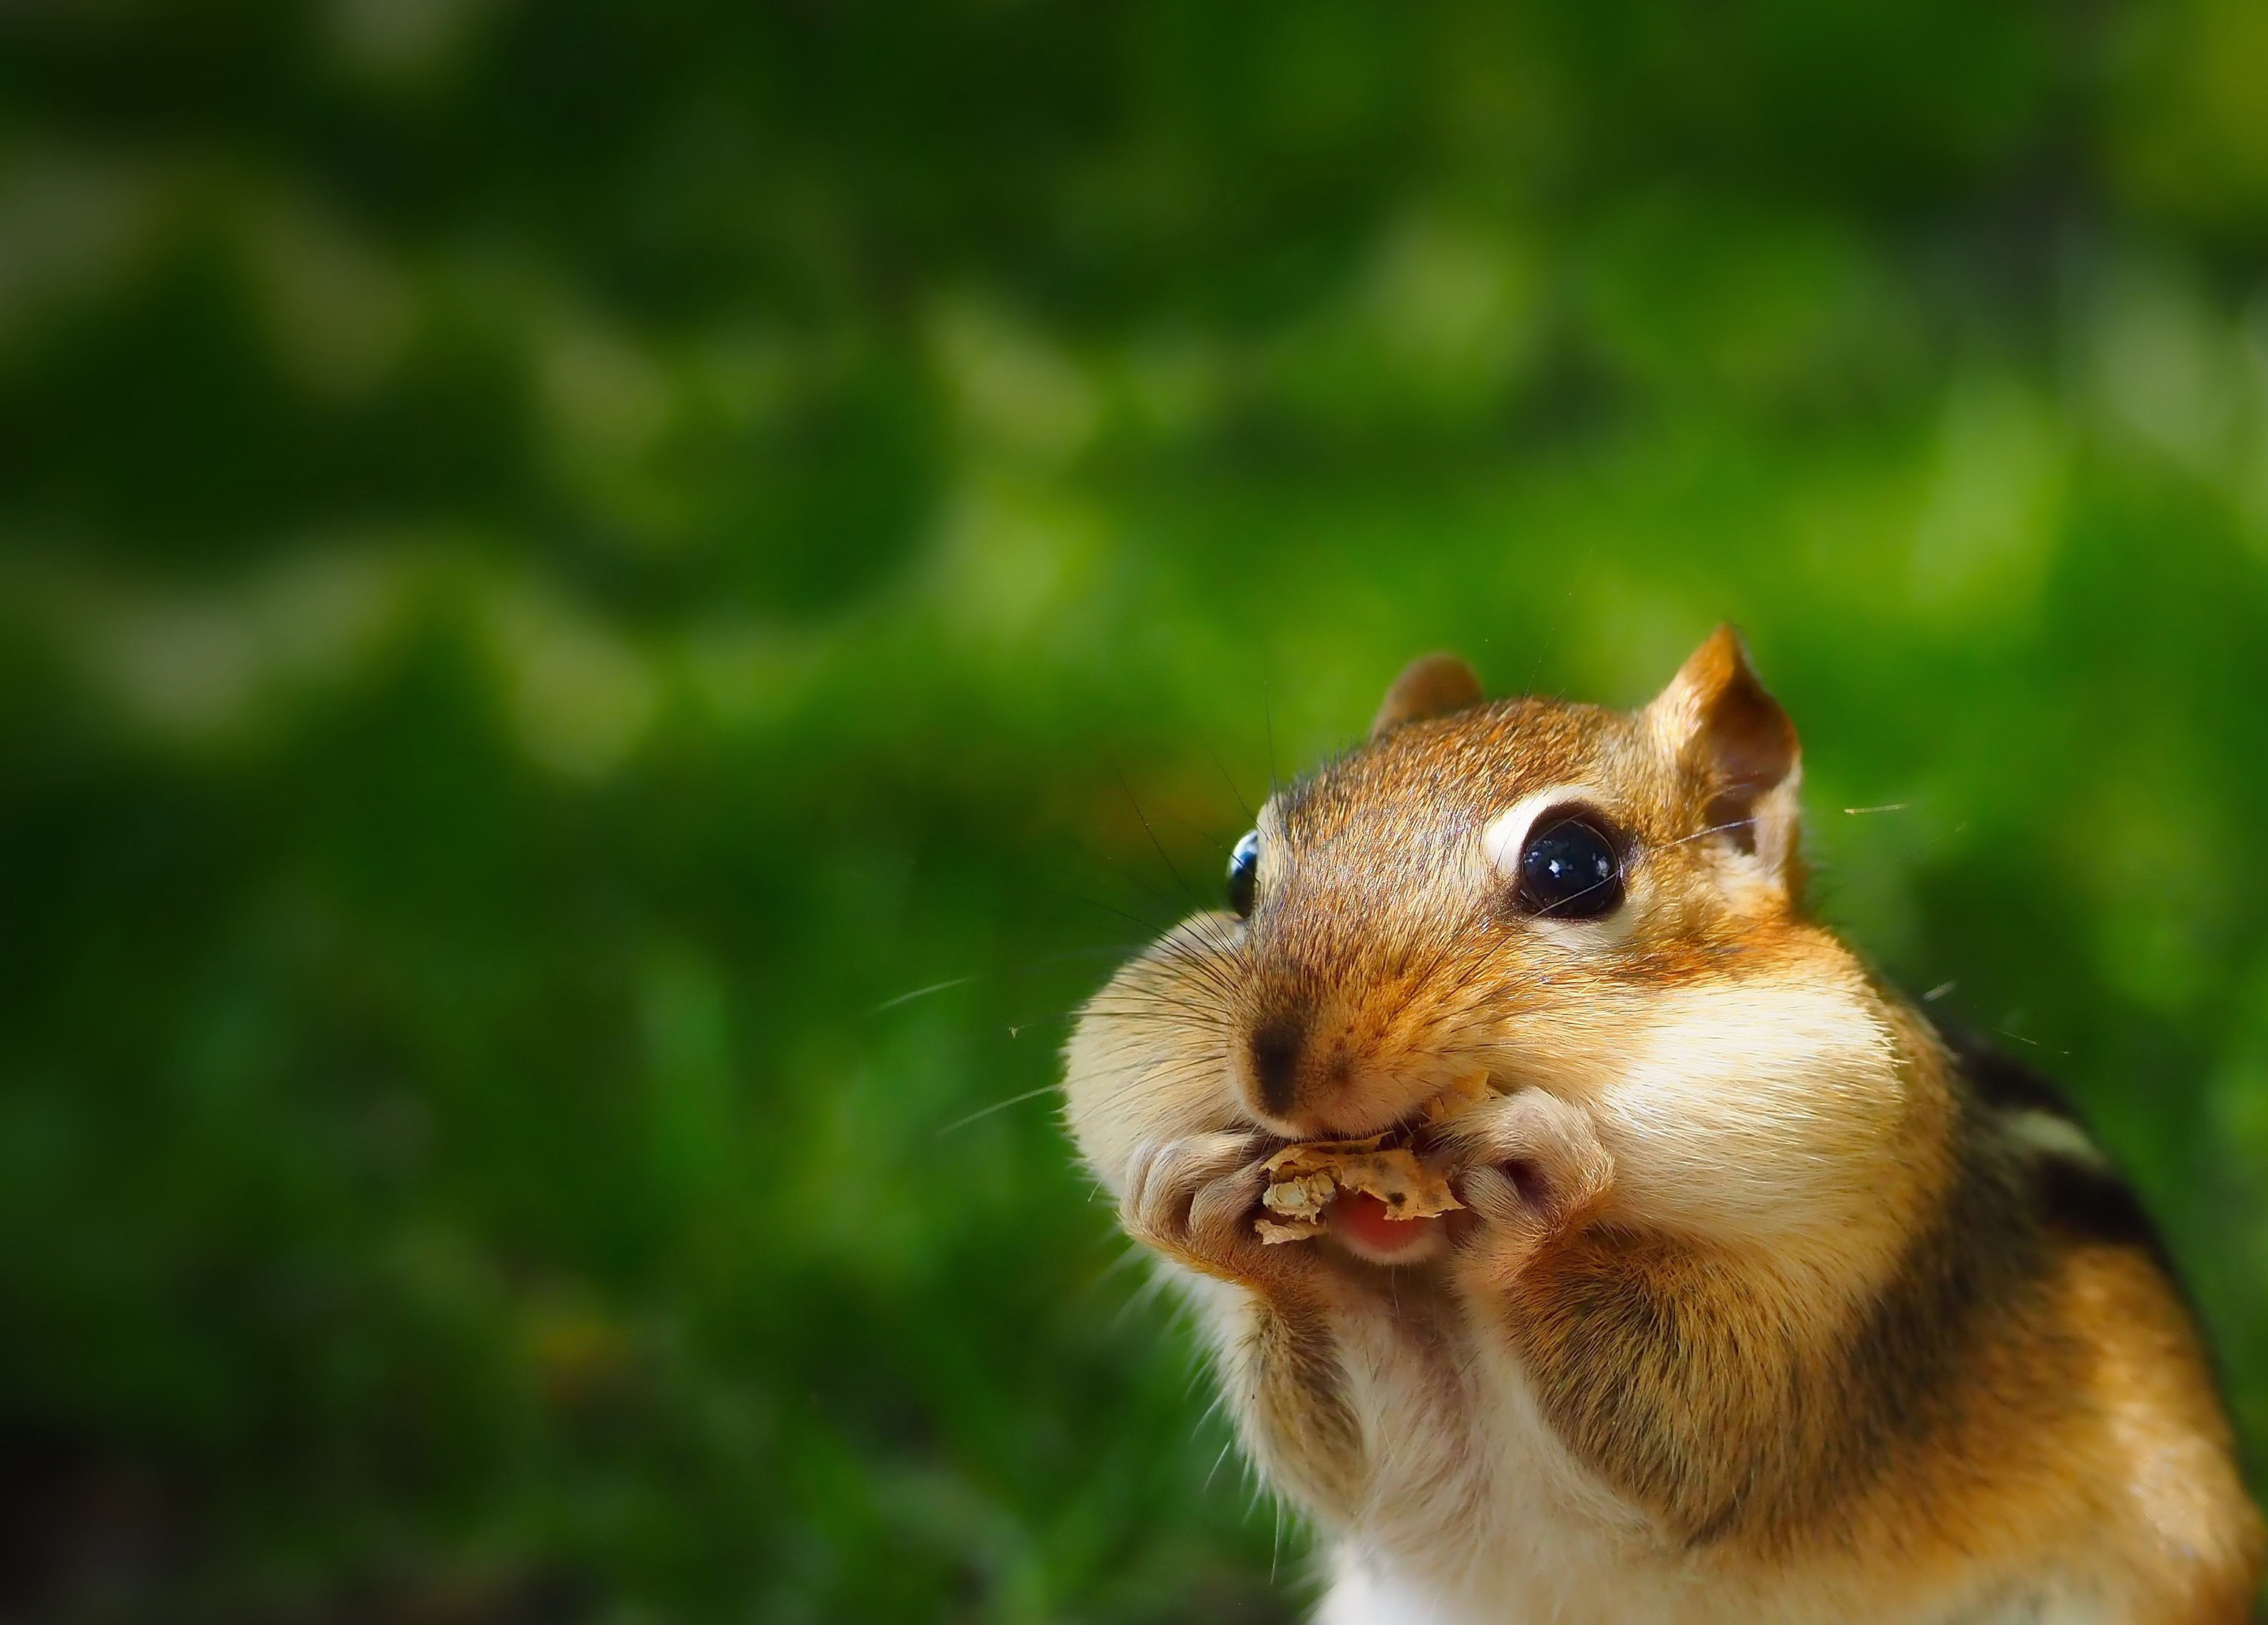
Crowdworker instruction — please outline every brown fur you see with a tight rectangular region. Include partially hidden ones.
[1062,629,2263,1623]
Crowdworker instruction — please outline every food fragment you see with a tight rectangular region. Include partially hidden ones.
[1256,1135,1463,1245]
[1421,1070,1494,1126]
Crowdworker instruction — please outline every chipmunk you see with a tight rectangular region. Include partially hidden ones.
[1062,628,2262,1624]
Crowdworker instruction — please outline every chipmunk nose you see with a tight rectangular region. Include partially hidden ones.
[1248,1015,1305,1119]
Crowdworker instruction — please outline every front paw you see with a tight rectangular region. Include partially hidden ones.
[1121,1132,1316,1299]
[1439,1090,1613,1290]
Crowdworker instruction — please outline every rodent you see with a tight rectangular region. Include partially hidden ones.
[1061,628,2264,1624]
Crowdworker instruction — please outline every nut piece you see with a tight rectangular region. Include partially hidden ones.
[1421,1069,1494,1126]
[1255,1135,1464,1245]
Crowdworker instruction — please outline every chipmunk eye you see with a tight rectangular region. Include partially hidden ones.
[1517,814,1623,920]
[1226,829,1261,918]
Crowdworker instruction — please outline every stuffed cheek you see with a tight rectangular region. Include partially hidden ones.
[1063,958,1248,1196]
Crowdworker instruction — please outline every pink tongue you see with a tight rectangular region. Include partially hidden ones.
[1335,1191,1437,1254]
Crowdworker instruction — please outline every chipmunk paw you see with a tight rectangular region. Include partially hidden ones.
[1441,1089,1613,1288]
[1122,1132,1310,1295]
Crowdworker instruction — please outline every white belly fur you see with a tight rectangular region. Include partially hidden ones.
[1250,1292,2109,1625]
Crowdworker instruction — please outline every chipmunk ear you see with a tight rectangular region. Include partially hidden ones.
[1646,625,1804,887]
[1371,653,1484,738]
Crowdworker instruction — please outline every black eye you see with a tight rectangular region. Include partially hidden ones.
[1517,814,1623,920]
[1226,829,1260,918]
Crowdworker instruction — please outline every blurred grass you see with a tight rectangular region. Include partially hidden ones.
[7,1,2268,1619]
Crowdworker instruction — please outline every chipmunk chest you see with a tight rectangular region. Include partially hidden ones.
[1325,1310,2119,1625]
[1327,1301,1661,1612]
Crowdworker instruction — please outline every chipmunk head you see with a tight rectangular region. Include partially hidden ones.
[1068,625,1917,1255]
[1217,625,1803,1138]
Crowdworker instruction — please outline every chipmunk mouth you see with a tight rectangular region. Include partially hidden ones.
[1254,1073,1495,1266]
[1330,1190,1449,1264]
[1372,1071,1502,1155]
[1276,1069,1499,1148]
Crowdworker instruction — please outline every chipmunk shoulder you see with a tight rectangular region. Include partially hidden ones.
[1062,628,2262,1625]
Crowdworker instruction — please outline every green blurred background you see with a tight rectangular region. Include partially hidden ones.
[7,0,2268,1618]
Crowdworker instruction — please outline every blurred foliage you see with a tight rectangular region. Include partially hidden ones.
[6,0,2268,1619]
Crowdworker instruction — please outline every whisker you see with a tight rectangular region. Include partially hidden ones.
[934,1085,1059,1136]
[1065,834,1204,918]
[1203,1432,1238,1494]
[1264,678,1279,801]
[1208,743,1257,826]
[1657,814,1767,852]
[1113,758,1210,915]
[1523,587,1572,698]
[1046,884,1175,938]
[868,975,977,1014]
[1996,1026,2069,1057]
